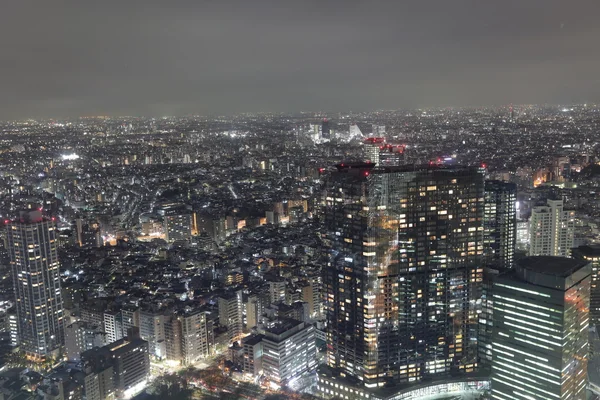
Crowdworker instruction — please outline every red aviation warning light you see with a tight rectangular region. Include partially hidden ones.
[364,171,370,177]
[318,168,325,174]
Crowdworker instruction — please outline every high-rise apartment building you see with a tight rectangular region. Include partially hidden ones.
[104,310,124,344]
[163,309,214,365]
[483,180,517,269]
[179,309,214,365]
[7,210,64,358]
[219,290,243,343]
[322,163,484,388]
[491,256,590,400]
[139,309,166,358]
[529,199,575,257]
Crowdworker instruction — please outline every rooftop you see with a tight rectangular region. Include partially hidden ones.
[574,244,600,257]
[517,256,589,278]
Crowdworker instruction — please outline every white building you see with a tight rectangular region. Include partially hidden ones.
[529,199,575,257]
[179,309,214,365]
[261,319,317,387]
[103,310,123,344]
[219,291,243,343]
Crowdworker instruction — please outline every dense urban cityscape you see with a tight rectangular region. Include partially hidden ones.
[0,105,597,399]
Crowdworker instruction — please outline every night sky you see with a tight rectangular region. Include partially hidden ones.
[1,0,599,119]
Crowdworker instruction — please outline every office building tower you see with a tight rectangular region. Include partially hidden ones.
[65,321,105,361]
[310,123,322,141]
[83,365,115,400]
[219,290,243,343]
[139,310,166,358]
[483,180,517,269]
[363,138,405,166]
[242,334,264,378]
[363,137,385,165]
[529,198,575,257]
[573,245,600,327]
[7,210,64,358]
[516,220,529,251]
[164,213,192,242]
[82,329,150,399]
[322,163,484,388]
[378,144,406,167]
[322,118,331,139]
[75,219,102,248]
[491,256,590,400]
[260,319,317,387]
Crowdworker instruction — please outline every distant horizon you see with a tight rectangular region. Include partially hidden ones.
[0,102,597,123]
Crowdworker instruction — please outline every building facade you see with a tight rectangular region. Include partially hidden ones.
[573,245,600,327]
[7,210,65,358]
[323,163,485,388]
[219,291,243,343]
[529,199,575,257]
[491,256,590,400]
[261,319,317,387]
[65,321,105,361]
[483,180,517,269]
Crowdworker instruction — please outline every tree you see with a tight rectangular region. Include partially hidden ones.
[148,373,193,399]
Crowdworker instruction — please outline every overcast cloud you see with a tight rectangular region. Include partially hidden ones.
[1,0,599,119]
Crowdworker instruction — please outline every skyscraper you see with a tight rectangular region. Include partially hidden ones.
[363,137,385,165]
[7,210,64,359]
[363,138,405,167]
[322,163,484,388]
[483,180,517,269]
[322,118,330,139]
[529,198,575,257]
[573,244,600,327]
[491,256,590,400]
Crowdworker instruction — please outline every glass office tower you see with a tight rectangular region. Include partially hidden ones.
[491,256,590,400]
[323,163,484,388]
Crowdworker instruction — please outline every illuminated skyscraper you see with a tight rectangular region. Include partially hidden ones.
[363,137,385,165]
[322,163,484,388]
[484,180,517,269]
[7,210,64,358]
[573,245,600,327]
[491,256,590,400]
[529,198,574,257]
[363,138,406,166]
